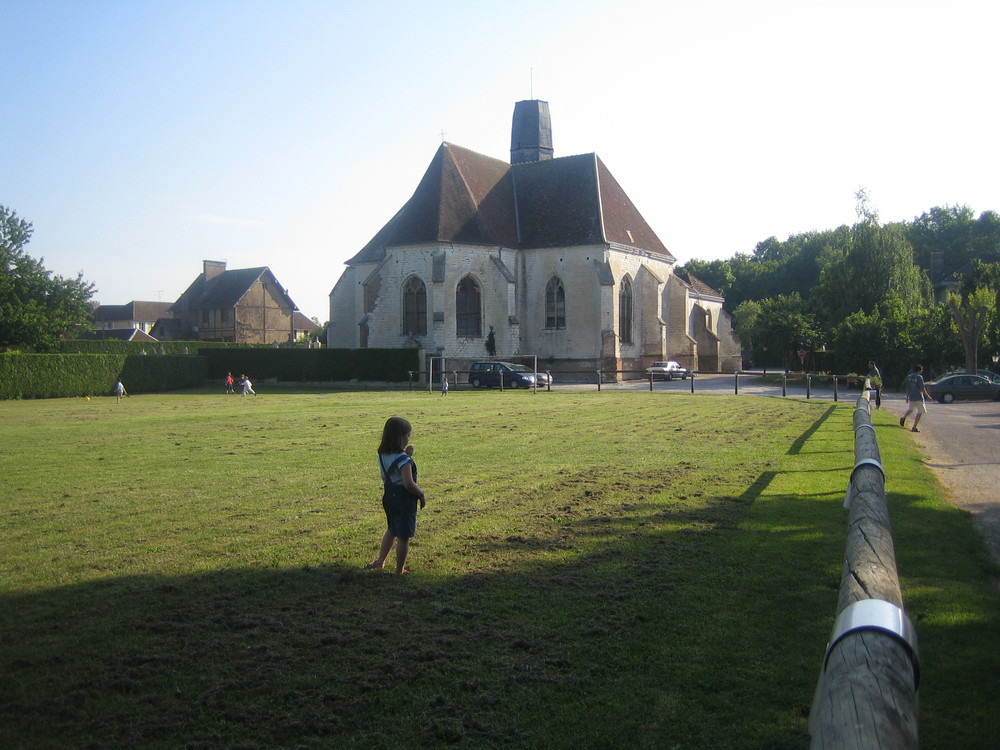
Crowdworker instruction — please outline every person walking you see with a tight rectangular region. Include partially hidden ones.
[867,360,882,408]
[113,378,128,403]
[225,372,235,394]
[441,376,449,396]
[366,416,426,575]
[900,364,932,432]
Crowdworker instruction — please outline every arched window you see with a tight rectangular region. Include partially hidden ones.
[619,277,633,344]
[545,276,565,329]
[456,276,481,337]
[402,276,427,336]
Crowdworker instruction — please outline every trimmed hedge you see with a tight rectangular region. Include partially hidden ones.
[200,348,420,383]
[1,348,419,399]
[0,354,208,400]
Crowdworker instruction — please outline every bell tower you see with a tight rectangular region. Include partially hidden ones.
[510,100,553,164]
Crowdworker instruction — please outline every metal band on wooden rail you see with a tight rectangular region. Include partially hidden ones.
[823,599,920,688]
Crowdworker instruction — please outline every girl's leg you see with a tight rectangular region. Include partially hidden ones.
[368,529,395,568]
[395,537,410,574]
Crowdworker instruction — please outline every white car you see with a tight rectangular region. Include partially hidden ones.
[646,360,689,380]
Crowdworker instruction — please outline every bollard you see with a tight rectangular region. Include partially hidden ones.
[833,375,839,402]
[690,371,695,393]
[807,374,812,399]
[734,371,740,395]
[597,370,602,391]
[782,373,787,397]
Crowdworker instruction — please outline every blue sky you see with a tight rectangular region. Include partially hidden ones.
[3,0,998,321]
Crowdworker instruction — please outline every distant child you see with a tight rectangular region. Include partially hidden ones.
[366,416,426,574]
[225,372,235,394]
[240,374,256,396]
[114,378,128,403]
[441,376,449,396]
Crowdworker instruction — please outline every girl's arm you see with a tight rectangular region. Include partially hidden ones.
[400,462,426,508]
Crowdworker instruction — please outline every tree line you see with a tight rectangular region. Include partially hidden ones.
[678,196,1000,388]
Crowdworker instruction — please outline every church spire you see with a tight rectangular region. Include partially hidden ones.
[510,100,553,164]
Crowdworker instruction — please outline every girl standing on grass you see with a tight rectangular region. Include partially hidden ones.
[366,416,426,574]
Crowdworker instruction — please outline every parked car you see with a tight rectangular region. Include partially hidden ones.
[924,374,1000,403]
[977,369,1000,384]
[468,362,551,389]
[645,360,689,380]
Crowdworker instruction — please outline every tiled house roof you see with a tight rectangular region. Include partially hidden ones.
[171,266,296,315]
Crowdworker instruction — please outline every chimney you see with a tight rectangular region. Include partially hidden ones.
[203,260,227,281]
[510,100,553,164]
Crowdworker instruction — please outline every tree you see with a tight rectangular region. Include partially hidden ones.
[733,293,821,369]
[947,288,992,374]
[814,211,928,328]
[0,205,96,351]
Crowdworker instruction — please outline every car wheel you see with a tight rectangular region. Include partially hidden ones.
[509,379,520,389]
[940,392,955,404]
[471,377,481,388]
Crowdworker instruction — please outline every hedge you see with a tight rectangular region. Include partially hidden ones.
[1,348,420,399]
[0,354,208,400]
[200,348,420,383]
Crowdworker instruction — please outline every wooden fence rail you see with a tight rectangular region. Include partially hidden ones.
[808,388,920,748]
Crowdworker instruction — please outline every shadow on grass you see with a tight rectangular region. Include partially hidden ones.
[787,405,838,455]
[1,479,836,750]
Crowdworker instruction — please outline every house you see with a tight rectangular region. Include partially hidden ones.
[91,301,174,335]
[327,100,741,377]
[157,260,303,345]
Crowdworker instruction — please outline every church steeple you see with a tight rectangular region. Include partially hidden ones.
[510,100,553,164]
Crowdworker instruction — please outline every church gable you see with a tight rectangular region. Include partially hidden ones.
[348,144,515,265]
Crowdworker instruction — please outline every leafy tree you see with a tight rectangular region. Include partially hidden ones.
[905,204,1000,279]
[814,210,928,329]
[947,288,993,374]
[733,293,820,369]
[0,205,96,352]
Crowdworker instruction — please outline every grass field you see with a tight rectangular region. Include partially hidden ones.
[1,389,998,749]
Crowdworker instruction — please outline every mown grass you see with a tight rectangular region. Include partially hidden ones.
[1,389,997,749]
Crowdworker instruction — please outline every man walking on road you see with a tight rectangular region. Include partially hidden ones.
[900,364,932,432]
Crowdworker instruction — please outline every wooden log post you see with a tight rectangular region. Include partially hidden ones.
[809,391,920,749]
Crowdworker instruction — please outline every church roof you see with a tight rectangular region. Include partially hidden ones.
[675,271,724,299]
[348,143,673,264]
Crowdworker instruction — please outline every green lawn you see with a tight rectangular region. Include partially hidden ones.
[1,390,997,749]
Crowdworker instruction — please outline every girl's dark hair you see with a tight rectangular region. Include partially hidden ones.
[378,417,412,454]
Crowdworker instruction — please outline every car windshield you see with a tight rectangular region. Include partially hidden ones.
[506,364,532,372]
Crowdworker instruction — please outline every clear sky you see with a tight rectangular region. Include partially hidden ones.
[3,0,998,321]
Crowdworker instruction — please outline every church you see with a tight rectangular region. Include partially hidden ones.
[327,100,740,379]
